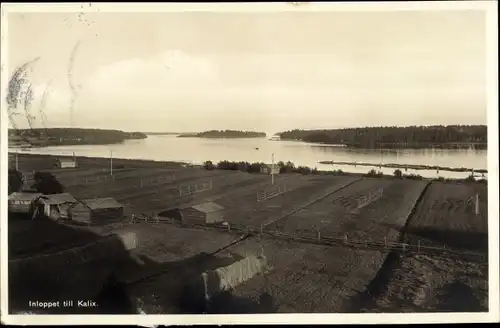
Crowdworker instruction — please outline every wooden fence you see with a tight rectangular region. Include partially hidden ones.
[256,184,288,202]
[178,179,213,197]
[123,212,486,262]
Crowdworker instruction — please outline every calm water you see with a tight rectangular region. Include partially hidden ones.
[10,135,487,179]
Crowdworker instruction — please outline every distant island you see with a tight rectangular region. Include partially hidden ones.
[178,130,267,139]
[8,128,148,148]
[277,125,487,150]
[143,132,196,136]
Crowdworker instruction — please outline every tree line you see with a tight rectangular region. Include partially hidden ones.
[277,125,487,149]
[9,169,65,195]
[179,130,267,138]
[8,128,147,146]
[203,160,485,183]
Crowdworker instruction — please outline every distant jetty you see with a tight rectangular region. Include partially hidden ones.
[318,160,487,174]
[178,130,267,139]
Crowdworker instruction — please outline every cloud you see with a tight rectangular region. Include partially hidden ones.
[82,50,221,97]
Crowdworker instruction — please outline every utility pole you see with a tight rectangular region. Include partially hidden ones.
[271,152,275,185]
[475,192,479,215]
[110,150,113,176]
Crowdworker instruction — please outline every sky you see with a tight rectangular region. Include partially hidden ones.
[5,7,488,133]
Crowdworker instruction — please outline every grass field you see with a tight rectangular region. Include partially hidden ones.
[268,178,428,243]
[360,253,488,312]
[218,175,360,229]
[406,181,488,251]
[215,236,386,313]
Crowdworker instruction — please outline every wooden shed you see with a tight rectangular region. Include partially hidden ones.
[34,193,78,221]
[68,197,124,225]
[177,202,225,226]
[56,158,78,169]
[8,192,43,215]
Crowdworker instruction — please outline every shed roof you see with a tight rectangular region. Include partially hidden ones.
[190,202,225,213]
[82,197,124,210]
[58,158,76,163]
[37,193,77,205]
[8,192,43,202]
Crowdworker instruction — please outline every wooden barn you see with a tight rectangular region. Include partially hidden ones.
[8,192,43,215]
[68,197,124,225]
[56,157,77,169]
[34,193,78,221]
[162,202,225,226]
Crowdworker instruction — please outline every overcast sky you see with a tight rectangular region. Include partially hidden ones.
[5,8,487,133]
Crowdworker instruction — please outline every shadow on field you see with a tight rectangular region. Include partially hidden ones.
[379,222,488,253]
[435,281,486,312]
[8,214,275,314]
[405,227,488,253]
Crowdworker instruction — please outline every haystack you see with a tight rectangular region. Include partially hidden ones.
[201,254,268,301]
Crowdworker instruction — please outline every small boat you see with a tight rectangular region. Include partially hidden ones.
[255,147,259,150]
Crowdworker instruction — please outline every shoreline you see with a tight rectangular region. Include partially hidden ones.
[318,160,487,174]
[8,152,487,184]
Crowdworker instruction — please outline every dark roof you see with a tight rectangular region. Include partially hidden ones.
[37,193,77,205]
[82,197,124,210]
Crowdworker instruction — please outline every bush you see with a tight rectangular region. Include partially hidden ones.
[404,173,423,180]
[8,169,25,195]
[434,176,445,182]
[393,169,403,179]
[464,174,476,182]
[203,161,215,170]
[365,169,383,178]
[294,166,311,175]
[31,171,64,194]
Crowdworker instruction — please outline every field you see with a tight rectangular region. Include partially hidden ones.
[268,179,428,242]
[359,253,488,313]
[212,236,387,313]
[405,181,488,251]
[217,175,360,229]
[8,154,490,314]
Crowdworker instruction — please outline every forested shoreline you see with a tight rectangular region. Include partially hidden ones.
[277,125,487,149]
[178,130,267,139]
[8,128,147,147]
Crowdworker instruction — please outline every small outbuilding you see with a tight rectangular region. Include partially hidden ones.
[8,192,43,215]
[56,157,78,169]
[159,202,225,226]
[68,197,124,225]
[34,193,78,220]
[260,164,280,175]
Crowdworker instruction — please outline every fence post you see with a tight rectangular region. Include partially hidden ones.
[384,237,387,248]
[344,233,348,245]
[260,224,263,234]
[317,229,321,242]
[418,240,420,254]
[131,214,135,224]
[402,243,406,251]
